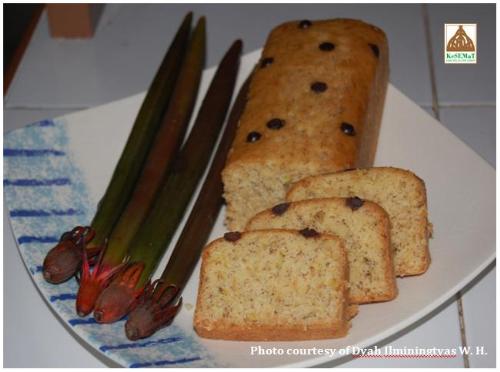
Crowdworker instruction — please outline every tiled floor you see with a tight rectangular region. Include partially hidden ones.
[439,106,496,167]
[5,4,434,107]
[3,4,495,368]
[460,263,496,368]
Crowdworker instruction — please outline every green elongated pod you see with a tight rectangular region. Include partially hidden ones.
[101,17,206,268]
[125,74,251,341]
[160,75,251,290]
[75,17,206,317]
[42,12,193,284]
[89,12,194,251]
[93,38,242,324]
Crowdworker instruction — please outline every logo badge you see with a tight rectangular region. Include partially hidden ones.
[444,24,477,64]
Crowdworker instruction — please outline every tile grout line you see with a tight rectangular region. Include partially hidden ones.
[4,103,495,113]
[456,293,470,368]
[4,105,90,110]
[437,103,496,108]
[422,4,440,121]
[422,4,470,368]
[418,103,496,109]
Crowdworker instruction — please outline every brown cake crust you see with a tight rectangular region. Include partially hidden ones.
[194,320,350,341]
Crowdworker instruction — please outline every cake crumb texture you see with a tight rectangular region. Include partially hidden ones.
[287,167,430,276]
[194,229,351,340]
[246,197,397,303]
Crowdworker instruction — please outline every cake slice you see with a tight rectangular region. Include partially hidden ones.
[287,167,431,276]
[246,198,397,303]
[194,229,351,341]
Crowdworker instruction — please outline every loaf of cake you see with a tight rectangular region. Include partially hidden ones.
[287,167,431,276]
[246,197,397,303]
[222,18,389,230]
[194,229,351,340]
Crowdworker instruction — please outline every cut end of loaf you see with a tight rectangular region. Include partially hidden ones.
[246,197,397,304]
[222,160,328,230]
[287,167,430,277]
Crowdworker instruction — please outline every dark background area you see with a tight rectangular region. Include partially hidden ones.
[4,3,43,91]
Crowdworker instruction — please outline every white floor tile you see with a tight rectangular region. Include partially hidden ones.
[6,4,432,109]
[426,4,495,105]
[439,106,495,167]
[460,264,496,368]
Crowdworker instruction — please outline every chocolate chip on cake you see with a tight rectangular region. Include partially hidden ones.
[299,228,320,238]
[311,82,328,93]
[369,43,380,58]
[346,197,364,211]
[340,122,356,136]
[271,202,290,215]
[224,231,242,242]
[298,20,312,29]
[319,42,335,51]
[260,57,274,68]
[222,19,390,234]
[266,118,285,130]
[246,131,262,142]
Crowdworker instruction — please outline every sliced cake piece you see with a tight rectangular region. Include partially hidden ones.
[287,167,431,276]
[246,198,397,303]
[194,229,351,341]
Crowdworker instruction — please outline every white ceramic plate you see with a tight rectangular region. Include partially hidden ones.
[4,50,495,367]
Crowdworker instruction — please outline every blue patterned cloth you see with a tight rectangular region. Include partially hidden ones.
[4,119,218,367]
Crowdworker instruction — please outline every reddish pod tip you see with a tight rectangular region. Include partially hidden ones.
[93,262,145,323]
[43,226,95,284]
[75,242,126,317]
[125,281,182,340]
